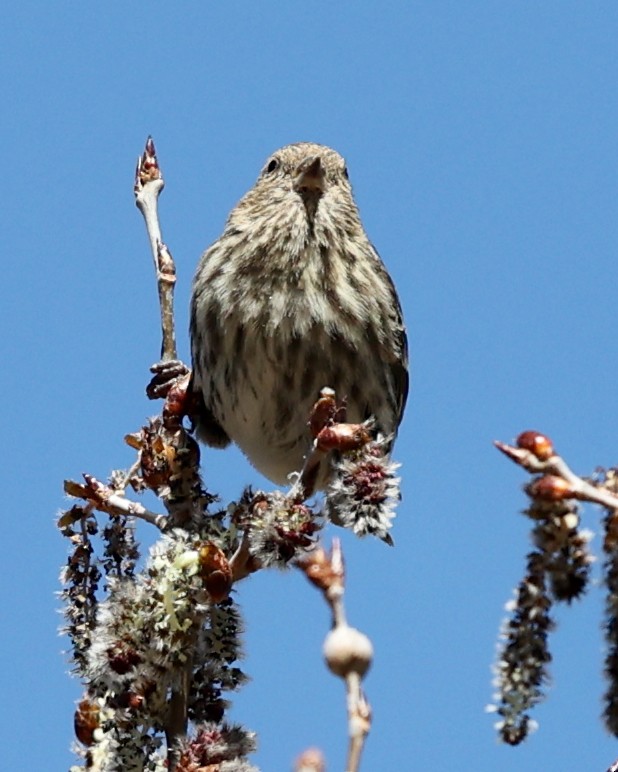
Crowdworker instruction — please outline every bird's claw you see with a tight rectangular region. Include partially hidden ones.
[146,359,190,400]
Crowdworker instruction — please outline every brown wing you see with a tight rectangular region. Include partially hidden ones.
[373,247,409,431]
[187,370,231,448]
[188,285,231,449]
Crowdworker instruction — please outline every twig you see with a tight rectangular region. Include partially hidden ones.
[326,538,346,625]
[165,659,192,769]
[495,437,618,510]
[327,541,371,772]
[134,138,192,771]
[64,476,167,530]
[229,530,258,582]
[289,441,326,502]
[119,458,142,492]
[289,388,370,503]
[299,540,373,772]
[345,678,371,772]
[493,430,618,745]
[134,136,178,361]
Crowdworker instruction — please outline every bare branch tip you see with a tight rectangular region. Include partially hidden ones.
[331,537,344,574]
[294,747,326,772]
[493,439,509,452]
[494,439,519,461]
[134,135,162,194]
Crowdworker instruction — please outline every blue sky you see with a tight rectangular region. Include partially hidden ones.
[3,3,618,770]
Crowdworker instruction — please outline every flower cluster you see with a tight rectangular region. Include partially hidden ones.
[525,494,593,602]
[59,505,101,674]
[489,551,553,745]
[489,507,593,743]
[176,722,257,772]
[603,500,618,735]
[491,430,599,745]
[233,489,321,567]
[71,697,167,772]
[70,530,245,768]
[324,437,401,544]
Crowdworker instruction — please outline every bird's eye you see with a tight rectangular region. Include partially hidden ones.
[265,158,279,174]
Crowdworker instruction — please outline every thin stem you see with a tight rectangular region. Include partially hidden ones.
[495,440,618,511]
[230,531,257,581]
[289,440,326,502]
[345,674,370,772]
[134,136,178,361]
[64,477,167,530]
[165,658,192,771]
[298,540,372,771]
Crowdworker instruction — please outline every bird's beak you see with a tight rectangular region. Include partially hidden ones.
[294,156,326,195]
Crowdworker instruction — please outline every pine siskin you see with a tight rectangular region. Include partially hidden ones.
[189,142,408,491]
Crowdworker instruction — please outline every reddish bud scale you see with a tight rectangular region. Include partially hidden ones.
[204,571,233,603]
[124,432,143,450]
[138,426,178,489]
[516,430,555,461]
[126,693,145,711]
[308,388,348,438]
[298,548,344,593]
[164,382,190,419]
[74,698,100,746]
[316,422,371,452]
[527,475,574,501]
[305,562,338,592]
[178,727,230,767]
[199,542,232,601]
[309,393,338,437]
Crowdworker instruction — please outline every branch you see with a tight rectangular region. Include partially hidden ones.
[64,475,167,530]
[229,530,259,582]
[62,136,400,772]
[492,429,618,746]
[165,658,193,769]
[134,138,201,771]
[495,431,618,511]
[299,540,373,772]
[134,136,178,362]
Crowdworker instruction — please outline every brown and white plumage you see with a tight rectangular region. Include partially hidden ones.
[190,142,408,487]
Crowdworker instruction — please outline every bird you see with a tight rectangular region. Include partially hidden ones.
[189,142,408,492]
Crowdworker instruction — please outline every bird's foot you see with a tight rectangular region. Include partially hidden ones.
[146,359,190,400]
